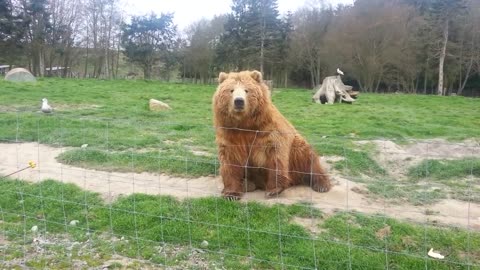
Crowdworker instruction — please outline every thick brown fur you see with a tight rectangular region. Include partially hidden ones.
[213,70,331,200]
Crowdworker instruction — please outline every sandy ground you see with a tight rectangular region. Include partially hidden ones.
[357,139,480,180]
[0,142,479,230]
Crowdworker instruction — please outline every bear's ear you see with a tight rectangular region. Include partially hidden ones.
[218,72,228,84]
[250,70,263,83]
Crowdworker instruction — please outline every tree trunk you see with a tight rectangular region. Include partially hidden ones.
[375,70,383,93]
[39,48,45,77]
[284,69,288,88]
[310,68,315,88]
[459,23,479,95]
[458,58,474,95]
[144,65,151,80]
[115,38,120,79]
[423,56,429,94]
[437,18,449,96]
[357,79,365,92]
[260,37,265,75]
[104,47,109,79]
[414,78,419,94]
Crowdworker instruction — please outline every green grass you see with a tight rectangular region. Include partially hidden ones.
[366,179,447,205]
[409,159,480,180]
[0,78,479,178]
[1,178,479,269]
[56,148,217,177]
[364,158,480,205]
[406,159,480,203]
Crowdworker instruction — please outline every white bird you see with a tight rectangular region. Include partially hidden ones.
[41,98,53,113]
[337,68,344,76]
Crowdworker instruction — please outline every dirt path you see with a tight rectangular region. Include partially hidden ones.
[1,142,479,230]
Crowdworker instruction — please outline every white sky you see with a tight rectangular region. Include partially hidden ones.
[122,0,354,31]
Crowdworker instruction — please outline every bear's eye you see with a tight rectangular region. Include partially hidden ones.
[245,90,249,93]
[230,90,234,93]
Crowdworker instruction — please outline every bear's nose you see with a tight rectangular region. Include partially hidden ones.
[234,98,245,108]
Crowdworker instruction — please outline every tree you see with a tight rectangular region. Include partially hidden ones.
[247,0,282,75]
[426,0,467,95]
[121,13,177,79]
[290,5,333,87]
[82,0,122,78]
[216,0,282,77]
[450,0,479,95]
[183,15,226,83]
[322,0,421,92]
[46,0,84,77]
[277,11,293,87]
[20,0,51,76]
[0,0,26,64]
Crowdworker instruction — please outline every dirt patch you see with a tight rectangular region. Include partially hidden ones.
[0,234,10,245]
[0,142,479,230]
[187,146,213,157]
[292,217,326,234]
[0,104,102,113]
[324,156,346,163]
[356,139,480,180]
[351,186,370,195]
[52,103,102,112]
[0,232,212,270]
[401,236,418,248]
[0,105,22,112]
[375,225,391,240]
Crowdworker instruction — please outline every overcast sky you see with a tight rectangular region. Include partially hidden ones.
[122,0,354,31]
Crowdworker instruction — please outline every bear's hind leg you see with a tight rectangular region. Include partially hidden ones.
[290,140,331,193]
[305,158,331,193]
[265,159,291,198]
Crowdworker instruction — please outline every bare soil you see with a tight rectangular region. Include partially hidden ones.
[0,142,479,230]
[356,139,480,180]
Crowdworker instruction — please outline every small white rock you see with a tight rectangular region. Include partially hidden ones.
[149,99,171,111]
[81,144,88,148]
[428,248,445,259]
[31,225,38,233]
[200,240,209,248]
[69,220,80,226]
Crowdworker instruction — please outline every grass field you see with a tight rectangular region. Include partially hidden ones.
[0,78,479,269]
[1,179,479,269]
[0,78,478,177]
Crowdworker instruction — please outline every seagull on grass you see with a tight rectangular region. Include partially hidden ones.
[41,98,53,113]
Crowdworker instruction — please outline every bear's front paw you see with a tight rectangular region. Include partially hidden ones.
[222,191,243,201]
[312,182,331,193]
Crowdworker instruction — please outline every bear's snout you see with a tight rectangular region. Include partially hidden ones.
[234,98,245,110]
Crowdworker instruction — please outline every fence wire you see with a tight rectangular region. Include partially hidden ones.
[0,113,479,269]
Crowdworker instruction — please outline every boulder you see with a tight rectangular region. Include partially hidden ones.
[5,68,36,82]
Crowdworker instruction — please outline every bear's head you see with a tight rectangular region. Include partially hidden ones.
[213,70,270,124]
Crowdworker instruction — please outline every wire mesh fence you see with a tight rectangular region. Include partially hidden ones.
[0,112,479,269]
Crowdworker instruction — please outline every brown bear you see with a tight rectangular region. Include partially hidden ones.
[212,70,331,200]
